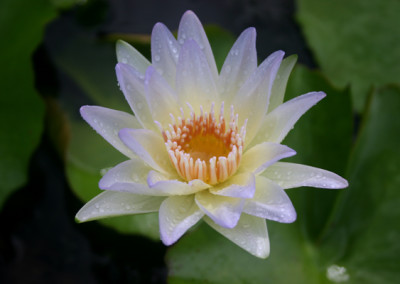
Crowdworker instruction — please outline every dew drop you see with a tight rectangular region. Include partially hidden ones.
[326,264,350,282]
[154,55,160,62]
[121,58,128,64]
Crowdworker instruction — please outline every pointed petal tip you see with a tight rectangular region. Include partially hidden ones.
[160,232,176,246]
[334,176,349,189]
[79,105,90,118]
[153,22,165,30]
[74,216,83,223]
[316,91,327,99]
[282,209,297,224]
[242,26,257,38]
[215,218,239,229]
[116,39,127,48]
[257,247,270,259]
[182,10,197,18]
[272,50,285,60]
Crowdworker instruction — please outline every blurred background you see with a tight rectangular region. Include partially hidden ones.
[1,0,399,283]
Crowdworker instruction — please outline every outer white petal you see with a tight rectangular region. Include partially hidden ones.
[195,190,244,229]
[268,54,298,112]
[151,23,180,87]
[250,92,326,147]
[176,39,219,113]
[116,63,157,131]
[147,170,210,195]
[232,51,284,147]
[240,142,296,174]
[204,214,270,258]
[178,10,218,83]
[263,162,349,189]
[80,106,140,159]
[99,160,208,196]
[116,40,151,74]
[209,172,256,199]
[75,190,164,222]
[219,27,257,104]
[159,195,204,245]
[144,66,180,124]
[118,128,173,175]
[243,176,296,223]
[98,159,151,194]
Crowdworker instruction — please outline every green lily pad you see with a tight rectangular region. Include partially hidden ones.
[297,0,400,111]
[320,85,400,283]
[0,0,57,209]
[283,65,352,240]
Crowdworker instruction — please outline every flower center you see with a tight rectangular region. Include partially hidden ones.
[159,103,246,185]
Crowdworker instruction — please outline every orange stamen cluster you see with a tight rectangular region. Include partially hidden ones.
[159,103,246,185]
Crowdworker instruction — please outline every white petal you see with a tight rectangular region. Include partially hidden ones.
[116,40,151,74]
[204,214,270,258]
[263,162,349,189]
[268,54,298,112]
[178,10,218,83]
[209,172,256,199]
[118,128,173,175]
[232,51,284,147]
[243,176,296,223]
[75,190,164,222]
[219,27,257,104]
[99,159,152,194]
[195,190,244,229]
[159,195,204,245]
[144,66,180,124]
[176,39,219,112]
[99,160,206,196]
[80,106,140,159]
[151,23,180,87]
[115,63,157,131]
[240,142,296,174]
[250,92,326,147]
[147,170,210,195]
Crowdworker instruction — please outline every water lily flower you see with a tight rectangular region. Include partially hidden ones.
[75,11,348,258]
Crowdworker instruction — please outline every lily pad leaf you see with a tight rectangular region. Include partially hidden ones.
[297,0,400,111]
[0,0,57,209]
